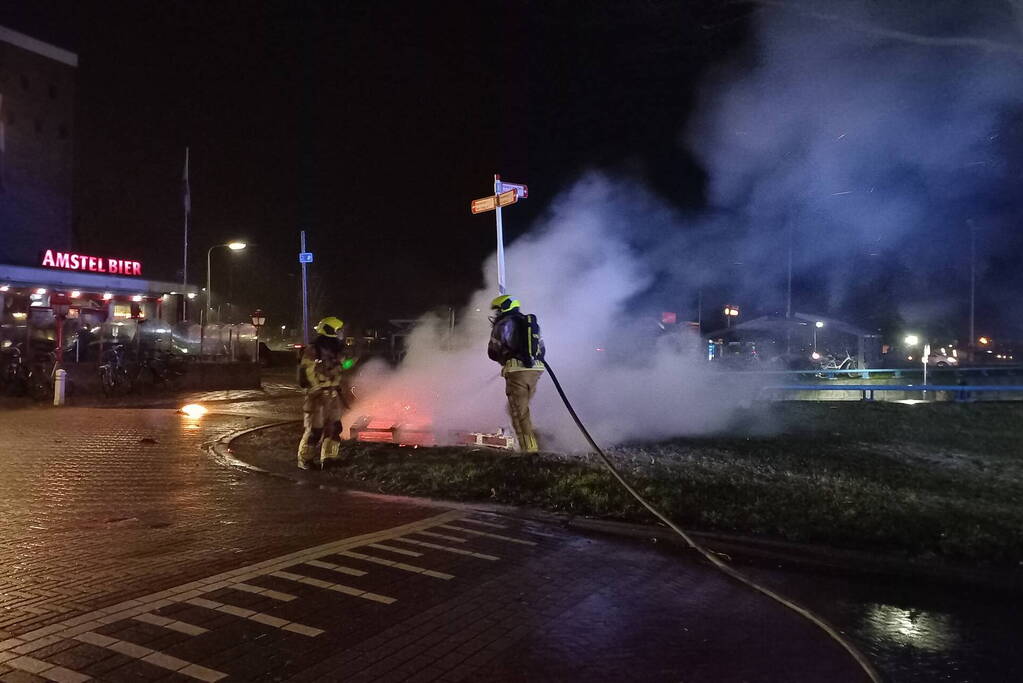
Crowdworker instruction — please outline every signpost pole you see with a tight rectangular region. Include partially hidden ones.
[494,174,506,294]
[922,343,930,397]
[300,231,310,346]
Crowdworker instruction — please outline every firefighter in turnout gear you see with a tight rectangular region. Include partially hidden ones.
[297,316,353,469]
[488,295,545,452]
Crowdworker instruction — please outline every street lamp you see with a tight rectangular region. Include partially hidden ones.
[206,241,247,324]
[904,334,919,347]
[723,305,740,328]
[813,321,824,353]
[251,309,266,364]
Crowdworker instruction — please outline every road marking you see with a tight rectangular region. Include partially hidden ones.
[392,537,500,561]
[335,550,454,580]
[184,597,324,636]
[7,655,89,683]
[40,665,91,683]
[438,524,537,546]
[73,632,227,681]
[282,623,325,637]
[0,511,464,676]
[11,635,64,655]
[133,612,209,636]
[228,582,298,602]
[268,571,397,605]
[459,517,510,529]
[305,559,367,576]
[414,530,468,543]
[367,542,423,557]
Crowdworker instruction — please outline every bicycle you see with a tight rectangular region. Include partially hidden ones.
[132,350,187,391]
[98,345,133,397]
[27,351,58,402]
[0,344,29,396]
[816,351,856,378]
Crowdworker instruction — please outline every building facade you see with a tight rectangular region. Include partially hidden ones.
[0,25,76,265]
[0,26,205,368]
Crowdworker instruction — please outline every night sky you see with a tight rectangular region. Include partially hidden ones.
[0,0,739,330]
[2,1,1021,341]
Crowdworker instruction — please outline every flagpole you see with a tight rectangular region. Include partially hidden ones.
[183,147,190,287]
[182,147,190,320]
[0,95,6,193]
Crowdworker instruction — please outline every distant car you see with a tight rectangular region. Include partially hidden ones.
[257,342,300,367]
[881,348,960,368]
[927,350,959,368]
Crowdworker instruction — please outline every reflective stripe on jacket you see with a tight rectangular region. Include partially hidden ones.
[503,358,545,374]
[301,335,347,390]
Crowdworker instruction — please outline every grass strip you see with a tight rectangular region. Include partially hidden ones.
[232,401,1023,567]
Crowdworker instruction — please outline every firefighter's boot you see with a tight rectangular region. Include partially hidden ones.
[297,427,321,470]
[320,438,342,468]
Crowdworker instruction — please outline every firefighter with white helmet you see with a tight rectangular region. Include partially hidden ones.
[297,316,352,469]
[488,294,545,452]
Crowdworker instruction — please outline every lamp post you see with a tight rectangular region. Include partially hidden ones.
[251,309,266,364]
[813,320,824,353]
[199,241,246,359]
[723,305,740,328]
[205,241,246,325]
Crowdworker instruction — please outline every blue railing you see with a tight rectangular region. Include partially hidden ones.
[728,365,1023,379]
[762,384,1023,401]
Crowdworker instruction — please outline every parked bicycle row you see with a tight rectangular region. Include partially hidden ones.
[97,344,188,397]
[0,343,188,401]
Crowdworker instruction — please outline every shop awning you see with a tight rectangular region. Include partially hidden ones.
[0,264,198,297]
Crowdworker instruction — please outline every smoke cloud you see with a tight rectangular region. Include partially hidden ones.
[685,0,1023,335]
[347,1,1023,449]
[348,175,750,451]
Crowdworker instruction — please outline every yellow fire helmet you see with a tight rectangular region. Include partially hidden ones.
[490,294,520,313]
[314,316,345,337]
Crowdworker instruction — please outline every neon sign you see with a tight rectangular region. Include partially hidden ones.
[41,250,142,276]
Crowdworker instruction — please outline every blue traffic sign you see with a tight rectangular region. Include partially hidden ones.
[299,252,313,264]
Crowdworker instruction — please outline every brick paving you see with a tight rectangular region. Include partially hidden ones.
[0,406,869,681]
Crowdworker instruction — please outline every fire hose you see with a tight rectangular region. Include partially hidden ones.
[543,361,882,683]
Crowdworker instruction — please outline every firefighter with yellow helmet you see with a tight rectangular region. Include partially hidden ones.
[488,294,545,452]
[297,316,353,469]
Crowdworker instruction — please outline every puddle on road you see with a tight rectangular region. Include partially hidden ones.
[863,603,957,653]
[739,560,1022,682]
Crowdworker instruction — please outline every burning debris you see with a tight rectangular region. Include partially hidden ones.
[348,399,515,449]
[350,414,435,447]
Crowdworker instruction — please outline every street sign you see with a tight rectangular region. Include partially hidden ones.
[299,252,313,263]
[497,181,528,199]
[497,188,518,207]
[470,189,518,214]
[471,195,497,214]
[474,174,530,294]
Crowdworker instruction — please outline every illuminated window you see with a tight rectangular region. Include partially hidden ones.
[112,304,132,319]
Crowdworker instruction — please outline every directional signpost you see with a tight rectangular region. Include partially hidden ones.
[470,174,528,294]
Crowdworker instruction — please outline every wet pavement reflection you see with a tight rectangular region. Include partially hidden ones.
[739,559,1023,681]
